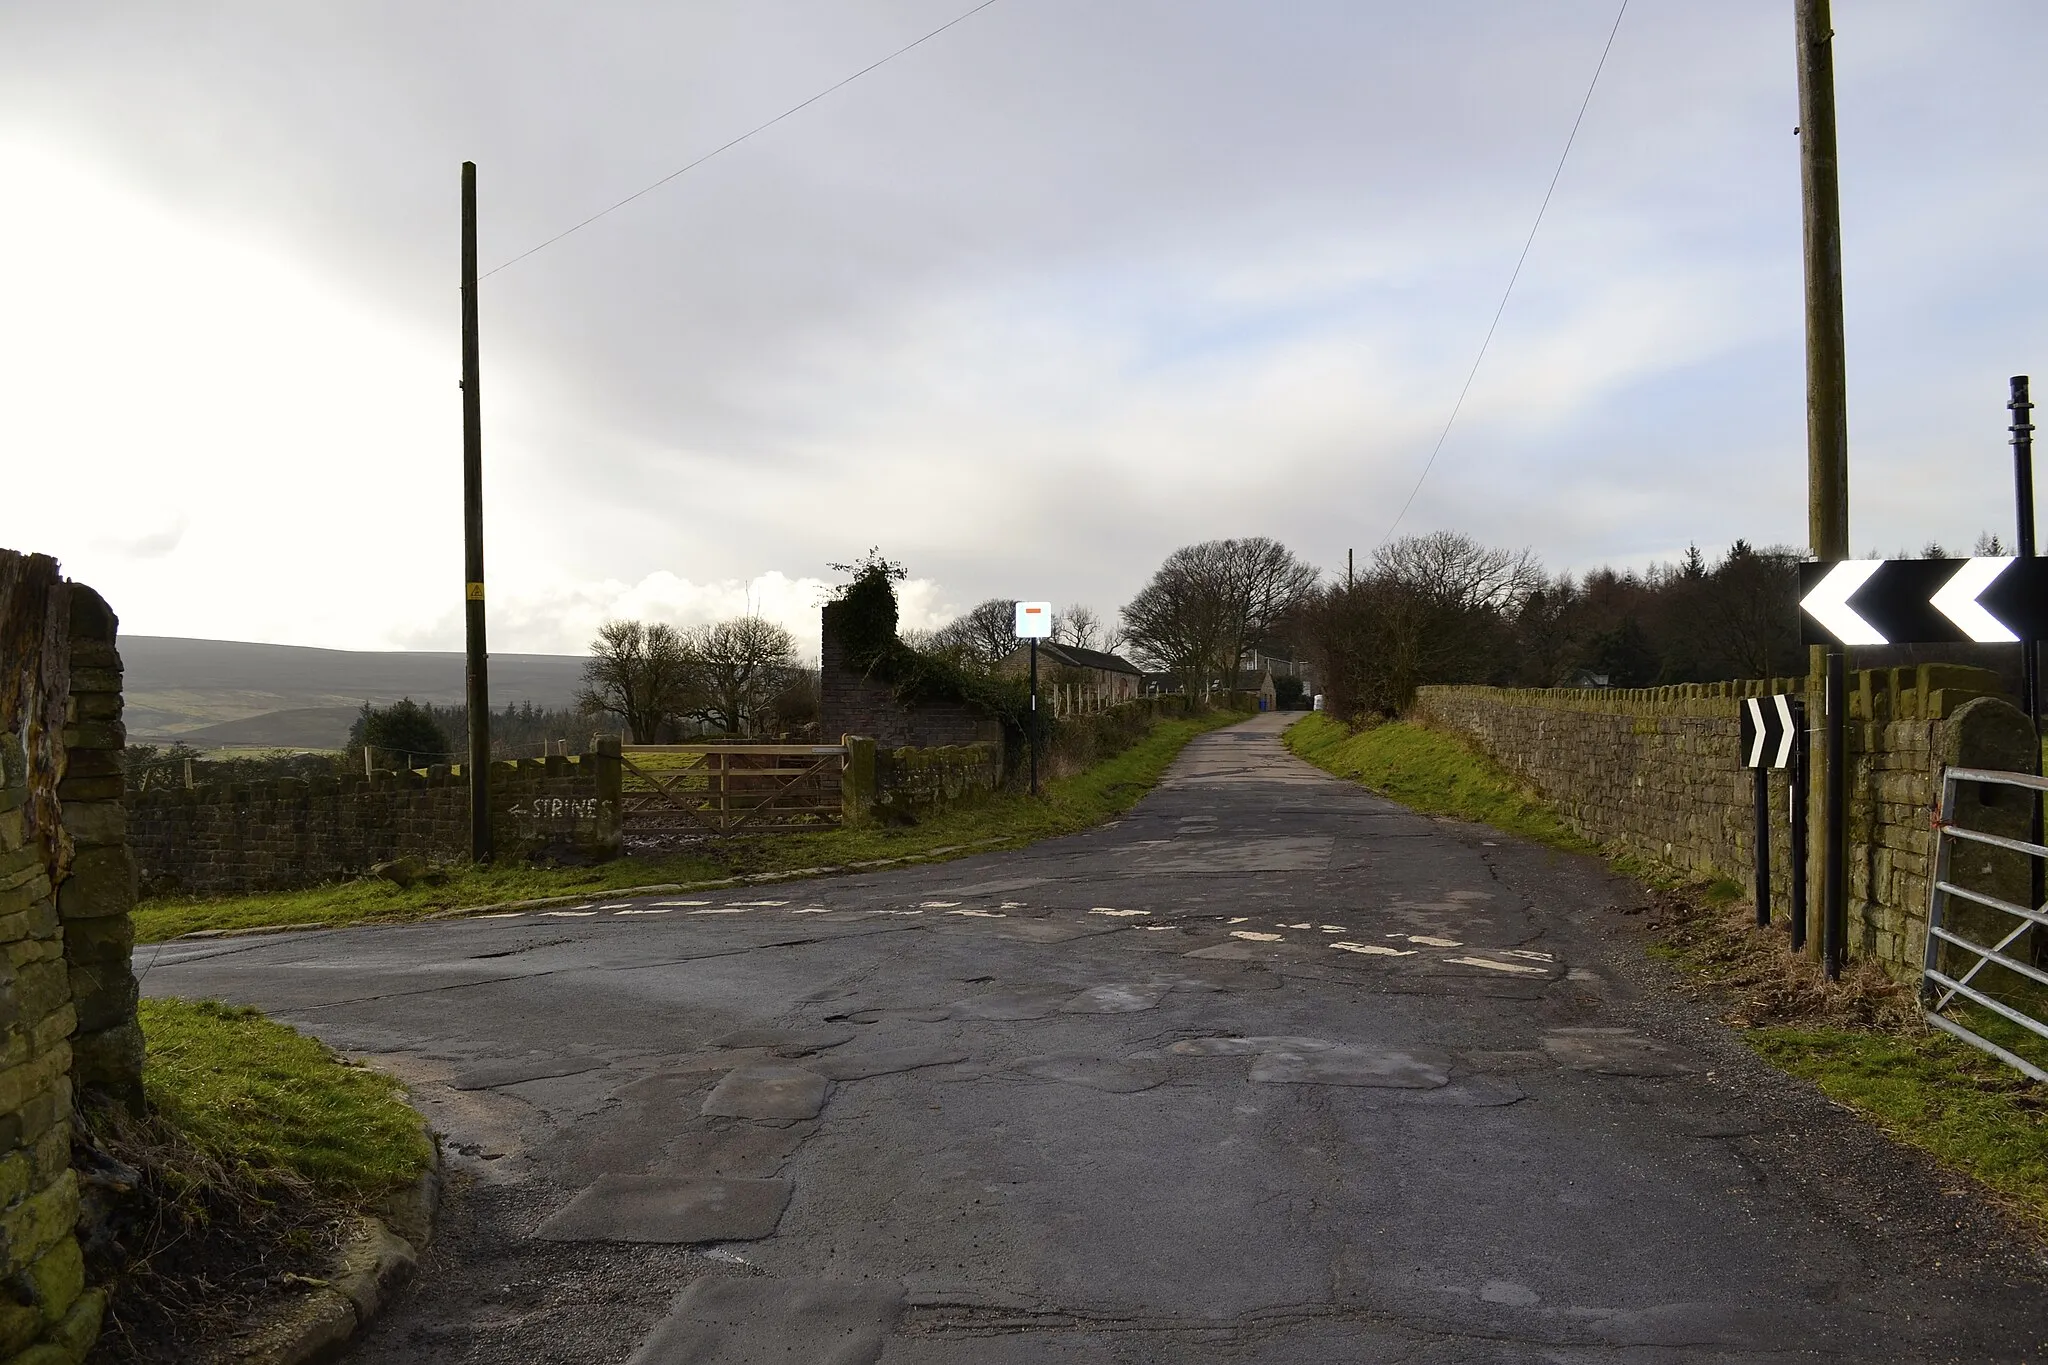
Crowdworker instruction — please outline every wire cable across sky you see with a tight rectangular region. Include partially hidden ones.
[482,0,1003,279]
[1376,0,1630,549]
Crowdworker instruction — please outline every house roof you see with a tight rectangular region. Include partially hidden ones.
[1004,641,1144,676]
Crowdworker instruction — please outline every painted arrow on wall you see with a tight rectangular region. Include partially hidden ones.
[1798,558,2048,647]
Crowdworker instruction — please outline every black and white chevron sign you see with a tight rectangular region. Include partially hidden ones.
[1798,557,2048,647]
[1739,695,1801,770]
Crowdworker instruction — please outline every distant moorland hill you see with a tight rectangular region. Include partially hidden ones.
[121,636,587,748]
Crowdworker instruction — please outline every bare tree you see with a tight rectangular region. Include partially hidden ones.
[1054,604,1102,651]
[1307,532,1541,717]
[1665,540,1801,680]
[680,616,801,736]
[1119,538,1318,694]
[1120,543,1235,694]
[576,620,693,742]
[928,598,1019,669]
[1215,537,1321,675]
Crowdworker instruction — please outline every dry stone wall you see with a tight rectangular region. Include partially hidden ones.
[1413,665,2032,978]
[130,750,623,896]
[0,549,135,1365]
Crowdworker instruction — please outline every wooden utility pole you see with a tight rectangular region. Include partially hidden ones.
[1795,0,1848,979]
[461,162,493,861]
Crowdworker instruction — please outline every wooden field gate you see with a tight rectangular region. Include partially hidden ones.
[620,743,846,836]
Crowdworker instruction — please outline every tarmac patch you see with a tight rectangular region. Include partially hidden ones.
[1248,1045,1451,1088]
[1541,1029,1698,1077]
[626,1277,903,1365]
[1009,1053,1169,1093]
[701,1064,831,1120]
[535,1174,792,1243]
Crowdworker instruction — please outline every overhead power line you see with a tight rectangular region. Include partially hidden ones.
[1377,0,1630,549]
[482,0,1004,279]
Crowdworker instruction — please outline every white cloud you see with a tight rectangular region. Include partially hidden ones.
[5,1,2048,655]
[390,570,959,659]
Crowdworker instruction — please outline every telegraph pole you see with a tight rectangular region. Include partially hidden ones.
[461,162,493,861]
[1796,0,1849,979]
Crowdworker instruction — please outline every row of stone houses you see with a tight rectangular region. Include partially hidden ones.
[995,642,1306,713]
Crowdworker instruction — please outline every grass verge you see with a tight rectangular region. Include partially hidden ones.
[1290,709,2048,1233]
[84,999,434,1363]
[135,709,1247,943]
[1283,712,1592,852]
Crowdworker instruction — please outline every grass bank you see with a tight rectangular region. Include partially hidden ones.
[135,709,1246,943]
[87,999,434,1362]
[1287,710,2048,1233]
[1283,712,1591,852]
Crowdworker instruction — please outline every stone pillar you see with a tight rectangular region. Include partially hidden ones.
[840,736,877,826]
[0,550,106,1364]
[55,589,141,1114]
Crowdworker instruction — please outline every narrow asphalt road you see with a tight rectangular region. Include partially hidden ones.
[140,714,2048,1363]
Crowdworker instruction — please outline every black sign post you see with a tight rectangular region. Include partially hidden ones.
[1741,695,1803,932]
[1788,705,1810,952]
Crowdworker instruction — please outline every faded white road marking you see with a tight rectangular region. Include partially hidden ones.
[1446,956,1547,975]
[689,907,755,915]
[919,901,962,908]
[947,908,1005,918]
[476,912,524,919]
[1281,922,1313,930]
[1226,917,1250,925]
[793,908,834,915]
[1404,935,1463,948]
[728,900,789,907]
[616,908,674,915]
[651,900,711,907]
[1330,941,1415,957]
[542,910,597,918]
[1502,949,1555,962]
[1090,908,1150,917]
[1230,931,1284,942]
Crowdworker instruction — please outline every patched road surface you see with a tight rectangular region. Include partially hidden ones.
[140,714,2048,1362]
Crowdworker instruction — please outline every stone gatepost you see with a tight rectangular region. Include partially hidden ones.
[57,589,142,1113]
[0,550,113,1364]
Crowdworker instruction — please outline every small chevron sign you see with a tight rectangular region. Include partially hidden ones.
[1739,694,1802,770]
[1797,557,2048,647]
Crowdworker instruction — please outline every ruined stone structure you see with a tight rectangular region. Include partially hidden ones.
[0,550,144,1365]
[1413,665,2034,977]
[818,603,1001,751]
[129,748,622,895]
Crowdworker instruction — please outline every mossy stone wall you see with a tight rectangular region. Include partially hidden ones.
[1413,665,2030,978]
[128,752,623,895]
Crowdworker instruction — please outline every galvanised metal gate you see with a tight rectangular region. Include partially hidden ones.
[1922,765,2048,1081]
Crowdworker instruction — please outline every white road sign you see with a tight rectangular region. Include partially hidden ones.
[1015,601,1054,639]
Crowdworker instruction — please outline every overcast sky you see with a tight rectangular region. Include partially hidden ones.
[4,2,2043,657]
